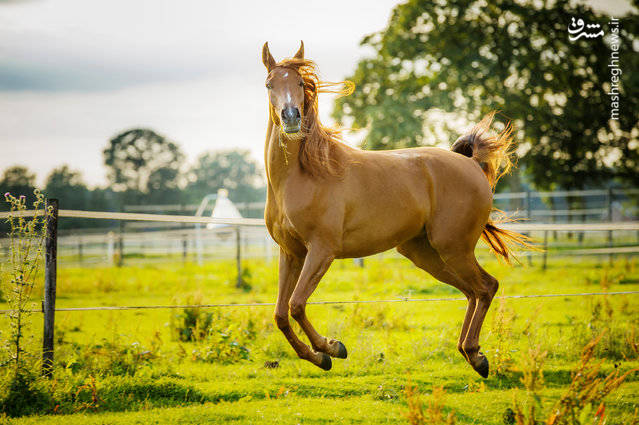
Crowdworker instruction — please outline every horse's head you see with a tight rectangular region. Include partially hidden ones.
[262,41,306,135]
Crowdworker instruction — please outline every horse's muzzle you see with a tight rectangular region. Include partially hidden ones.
[281,106,301,133]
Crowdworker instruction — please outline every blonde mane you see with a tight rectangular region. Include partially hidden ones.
[273,58,354,177]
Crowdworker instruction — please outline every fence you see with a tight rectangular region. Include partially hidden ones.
[44,187,636,267]
[123,188,639,223]
[5,210,639,269]
[1,199,639,377]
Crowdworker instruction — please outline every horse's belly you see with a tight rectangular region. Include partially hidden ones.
[337,217,424,259]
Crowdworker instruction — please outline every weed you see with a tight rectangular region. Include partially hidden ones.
[491,295,516,376]
[403,383,455,425]
[627,326,639,359]
[51,376,208,414]
[351,303,409,331]
[72,375,101,412]
[0,370,53,417]
[237,266,253,292]
[190,310,256,364]
[0,190,53,418]
[511,343,548,424]
[1,190,49,375]
[170,292,214,342]
[545,334,636,425]
[512,334,637,425]
[58,334,159,378]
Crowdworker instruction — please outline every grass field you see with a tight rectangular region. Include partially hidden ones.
[1,254,638,424]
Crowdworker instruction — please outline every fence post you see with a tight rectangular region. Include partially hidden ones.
[42,198,58,378]
[117,220,124,267]
[180,203,187,263]
[235,226,243,288]
[526,190,532,266]
[542,230,548,271]
[182,235,188,263]
[106,231,115,265]
[77,236,83,263]
[608,187,613,265]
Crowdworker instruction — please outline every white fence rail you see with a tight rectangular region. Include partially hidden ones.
[2,209,639,231]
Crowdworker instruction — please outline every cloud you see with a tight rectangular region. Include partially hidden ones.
[0,0,397,185]
[0,0,395,92]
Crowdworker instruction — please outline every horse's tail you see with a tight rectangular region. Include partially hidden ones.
[481,213,537,263]
[451,112,536,263]
[451,111,514,189]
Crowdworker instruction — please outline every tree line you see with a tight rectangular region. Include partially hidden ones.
[1,128,265,228]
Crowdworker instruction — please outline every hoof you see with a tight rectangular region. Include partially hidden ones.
[318,352,332,371]
[333,341,348,359]
[473,353,489,379]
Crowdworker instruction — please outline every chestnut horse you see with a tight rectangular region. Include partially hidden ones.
[262,41,530,377]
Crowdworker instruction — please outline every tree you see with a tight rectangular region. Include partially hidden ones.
[186,150,264,204]
[0,166,36,206]
[103,128,185,204]
[44,165,89,210]
[333,0,638,190]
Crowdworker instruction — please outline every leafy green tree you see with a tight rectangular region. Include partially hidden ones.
[146,166,183,204]
[0,166,36,207]
[186,150,264,204]
[333,0,638,190]
[103,128,185,204]
[44,166,92,229]
[44,165,89,210]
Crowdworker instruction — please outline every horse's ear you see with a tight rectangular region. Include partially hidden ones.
[293,40,304,59]
[262,42,276,71]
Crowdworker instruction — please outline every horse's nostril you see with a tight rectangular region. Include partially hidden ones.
[282,107,300,123]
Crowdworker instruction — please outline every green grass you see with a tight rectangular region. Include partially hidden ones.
[1,255,638,424]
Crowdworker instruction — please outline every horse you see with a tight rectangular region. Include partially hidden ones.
[261,40,531,377]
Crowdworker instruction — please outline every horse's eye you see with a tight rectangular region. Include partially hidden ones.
[266,83,272,89]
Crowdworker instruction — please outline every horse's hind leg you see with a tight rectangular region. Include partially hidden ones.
[397,237,476,366]
[397,236,497,378]
[440,252,498,378]
[452,259,499,375]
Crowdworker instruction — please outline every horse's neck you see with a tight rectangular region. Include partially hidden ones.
[264,116,302,191]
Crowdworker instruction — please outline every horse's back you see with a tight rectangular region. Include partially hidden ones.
[337,146,492,256]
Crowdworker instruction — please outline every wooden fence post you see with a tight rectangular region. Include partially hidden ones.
[181,203,187,263]
[608,187,613,266]
[542,230,548,271]
[77,236,83,263]
[526,190,533,266]
[182,235,188,263]
[42,198,58,378]
[236,226,242,288]
[117,220,124,267]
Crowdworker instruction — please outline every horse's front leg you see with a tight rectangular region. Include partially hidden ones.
[273,248,331,370]
[289,245,347,368]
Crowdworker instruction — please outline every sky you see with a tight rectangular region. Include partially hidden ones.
[0,0,398,186]
[0,0,632,187]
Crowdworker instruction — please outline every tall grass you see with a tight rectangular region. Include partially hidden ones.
[512,334,637,425]
[403,383,456,425]
[0,190,53,417]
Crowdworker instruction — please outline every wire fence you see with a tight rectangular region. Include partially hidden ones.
[1,290,638,315]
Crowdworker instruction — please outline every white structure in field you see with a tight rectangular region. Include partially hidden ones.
[207,188,242,229]
[195,188,244,264]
